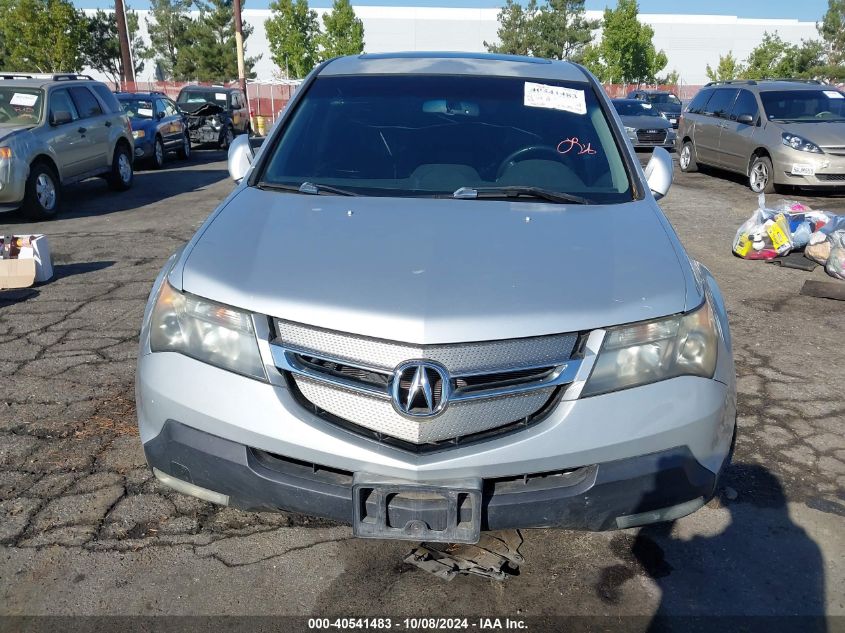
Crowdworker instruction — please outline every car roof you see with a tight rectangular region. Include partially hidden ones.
[613,98,646,104]
[704,80,836,92]
[320,52,589,83]
[632,89,672,94]
[179,85,236,92]
[0,77,100,90]
[116,92,166,99]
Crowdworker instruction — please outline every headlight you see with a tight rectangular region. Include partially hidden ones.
[132,130,145,139]
[210,116,221,129]
[149,282,266,380]
[624,126,637,136]
[582,301,718,397]
[782,133,822,153]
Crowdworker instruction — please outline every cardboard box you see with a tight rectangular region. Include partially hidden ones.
[0,234,52,289]
[0,257,36,289]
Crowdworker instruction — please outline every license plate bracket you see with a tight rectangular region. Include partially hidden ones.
[352,474,482,543]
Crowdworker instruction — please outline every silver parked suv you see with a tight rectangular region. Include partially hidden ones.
[0,73,134,219]
[677,79,845,193]
[137,53,736,543]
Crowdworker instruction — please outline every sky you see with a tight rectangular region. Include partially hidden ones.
[72,0,830,22]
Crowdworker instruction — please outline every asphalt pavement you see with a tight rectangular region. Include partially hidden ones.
[0,150,843,629]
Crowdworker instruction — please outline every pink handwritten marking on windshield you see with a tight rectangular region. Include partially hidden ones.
[557,137,597,155]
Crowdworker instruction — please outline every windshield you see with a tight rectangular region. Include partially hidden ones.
[119,98,154,119]
[0,87,44,127]
[259,75,632,203]
[178,90,228,105]
[613,101,662,117]
[760,89,845,122]
[646,93,681,105]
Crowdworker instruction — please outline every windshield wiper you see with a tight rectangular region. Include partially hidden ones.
[256,181,358,196]
[452,186,592,205]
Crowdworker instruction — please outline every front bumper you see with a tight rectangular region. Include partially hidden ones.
[137,348,736,533]
[0,155,27,211]
[145,419,730,532]
[772,149,845,187]
[188,125,223,145]
[133,140,154,160]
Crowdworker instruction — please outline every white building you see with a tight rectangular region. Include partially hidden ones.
[105,6,819,86]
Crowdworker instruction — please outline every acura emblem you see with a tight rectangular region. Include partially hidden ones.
[391,361,450,418]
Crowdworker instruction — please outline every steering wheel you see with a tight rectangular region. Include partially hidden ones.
[815,111,834,118]
[496,145,562,180]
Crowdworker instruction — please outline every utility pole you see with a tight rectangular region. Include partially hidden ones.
[233,0,248,99]
[114,0,135,89]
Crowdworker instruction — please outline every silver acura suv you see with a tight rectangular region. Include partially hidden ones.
[137,53,736,543]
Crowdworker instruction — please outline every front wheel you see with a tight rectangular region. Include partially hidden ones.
[679,141,698,173]
[177,133,191,160]
[23,162,61,220]
[151,136,165,170]
[749,155,776,194]
[108,143,134,191]
[220,125,234,150]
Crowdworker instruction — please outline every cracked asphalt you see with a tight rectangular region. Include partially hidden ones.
[0,149,844,627]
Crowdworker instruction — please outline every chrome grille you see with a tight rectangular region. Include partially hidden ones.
[270,320,581,447]
[816,174,845,182]
[276,319,577,374]
[821,146,845,157]
[636,129,667,144]
[295,376,555,445]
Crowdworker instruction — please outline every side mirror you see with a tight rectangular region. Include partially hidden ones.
[227,133,254,183]
[50,110,72,126]
[644,146,673,200]
[737,113,755,125]
[157,111,165,120]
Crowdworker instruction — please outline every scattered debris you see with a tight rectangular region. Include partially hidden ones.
[766,252,818,271]
[724,486,738,501]
[0,234,52,289]
[800,280,845,302]
[404,530,524,581]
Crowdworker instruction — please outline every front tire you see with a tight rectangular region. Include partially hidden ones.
[749,155,776,194]
[151,136,165,169]
[108,143,134,191]
[220,125,234,150]
[679,141,698,173]
[177,133,191,160]
[23,162,61,220]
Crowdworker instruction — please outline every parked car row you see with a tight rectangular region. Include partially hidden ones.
[0,74,252,219]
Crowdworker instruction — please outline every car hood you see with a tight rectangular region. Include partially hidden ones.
[655,103,682,115]
[620,115,672,130]
[780,121,845,146]
[179,189,693,344]
[0,125,32,143]
[180,102,225,116]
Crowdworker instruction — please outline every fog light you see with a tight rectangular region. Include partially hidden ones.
[134,147,144,157]
[614,496,704,529]
[153,467,229,506]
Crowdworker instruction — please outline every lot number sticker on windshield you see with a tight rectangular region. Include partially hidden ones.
[823,90,844,99]
[138,107,153,117]
[524,82,587,115]
[215,93,227,101]
[10,93,38,107]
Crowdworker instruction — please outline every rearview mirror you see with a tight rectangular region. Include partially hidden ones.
[644,147,673,200]
[227,133,254,183]
[737,114,755,125]
[50,110,72,126]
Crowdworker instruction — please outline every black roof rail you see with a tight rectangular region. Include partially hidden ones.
[52,74,94,81]
[759,78,823,84]
[704,80,757,87]
[0,73,36,80]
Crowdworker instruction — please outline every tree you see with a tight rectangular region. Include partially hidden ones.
[582,0,667,84]
[705,51,743,82]
[529,0,599,61]
[318,0,364,60]
[484,0,538,56]
[175,0,257,83]
[658,69,679,86]
[485,0,596,61]
[146,0,192,80]
[740,32,823,79]
[0,0,87,72]
[265,0,320,78]
[83,6,148,85]
[818,0,845,66]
